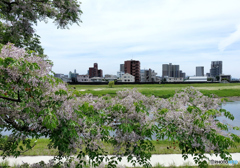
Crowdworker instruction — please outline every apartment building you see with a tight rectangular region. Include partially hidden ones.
[124,60,140,82]
[89,63,103,78]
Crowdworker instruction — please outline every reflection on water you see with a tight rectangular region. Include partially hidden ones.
[1,101,240,137]
[218,101,240,135]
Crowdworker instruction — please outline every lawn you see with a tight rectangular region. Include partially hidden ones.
[69,83,240,98]
[2,139,239,156]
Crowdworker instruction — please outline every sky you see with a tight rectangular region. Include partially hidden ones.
[35,0,240,78]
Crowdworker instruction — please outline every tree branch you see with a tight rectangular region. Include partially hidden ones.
[0,95,21,102]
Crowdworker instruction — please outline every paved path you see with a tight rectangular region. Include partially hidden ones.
[0,153,240,167]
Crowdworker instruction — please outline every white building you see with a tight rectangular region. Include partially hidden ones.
[166,77,184,82]
[121,73,135,82]
[77,75,90,82]
[117,71,125,78]
[185,76,207,82]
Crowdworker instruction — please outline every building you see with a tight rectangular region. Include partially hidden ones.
[124,60,140,82]
[89,63,103,78]
[77,75,90,82]
[185,76,207,82]
[121,73,135,82]
[162,63,185,78]
[90,77,104,82]
[54,73,64,78]
[165,77,184,82]
[219,74,231,82]
[140,69,157,82]
[69,70,79,82]
[117,71,125,78]
[120,64,124,72]
[206,73,210,77]
[104,74,117,81]
[54,73,72,82]
[196,66,204,76]
[210,61,222,77]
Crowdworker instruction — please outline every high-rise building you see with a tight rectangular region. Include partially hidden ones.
[124,60,140,82]
[89,63,103,78]
[210,61,222,77]
[120,64,124,72]
[162,63,185,78]
[196,66,204,76]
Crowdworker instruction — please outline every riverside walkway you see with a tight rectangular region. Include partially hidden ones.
[0,153,240,167]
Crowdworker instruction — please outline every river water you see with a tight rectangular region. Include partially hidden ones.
[1,101,240,137]
[218,101,240,135]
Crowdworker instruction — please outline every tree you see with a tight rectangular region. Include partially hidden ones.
[108,81,114,88]
[0,0,82,54]
[1,44,240,167]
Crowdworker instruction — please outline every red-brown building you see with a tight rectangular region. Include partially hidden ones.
[89,63,103,78]
[124,60,140,82]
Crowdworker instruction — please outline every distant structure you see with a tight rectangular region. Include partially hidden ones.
[124,60,140,82]
[54,73,72,82]
[196,66,204,76]
[210,61,222,77]
[219,74,231,82]
[89,63,103,78]
[54,73,64,78]
[117,64,125,78]
[162,63,185,79]
[69,69,79,82]
[117,71,124,78]
[140,69,157,82]
[104,74,117,81]
[185,76,207,82]
[120,64,124,72]
[77,75,90,82]
[121,73,135,82]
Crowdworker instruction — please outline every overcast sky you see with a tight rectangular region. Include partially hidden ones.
[35,0,240,78]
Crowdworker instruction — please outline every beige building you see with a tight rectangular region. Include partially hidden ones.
[121,73,135,82]
[77,75,90,82]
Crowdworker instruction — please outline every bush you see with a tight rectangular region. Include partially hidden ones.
[108,81,114,88]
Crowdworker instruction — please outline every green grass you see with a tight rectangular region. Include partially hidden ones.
[2,139,238,156]
[69,83,240,98]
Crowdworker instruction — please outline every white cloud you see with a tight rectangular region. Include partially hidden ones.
[34,0,240,78]
[218,24,240,52]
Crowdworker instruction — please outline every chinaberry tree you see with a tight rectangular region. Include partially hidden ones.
[1,44,240,168]
[0,0,82,54]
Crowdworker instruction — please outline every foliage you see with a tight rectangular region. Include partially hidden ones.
[1,43,240,167]
[0,0,82,54]
[221,78,230,82]
[108,81,114,88]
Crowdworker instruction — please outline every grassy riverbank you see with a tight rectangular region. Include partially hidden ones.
[3,139,239,156]
[69,83,240,98]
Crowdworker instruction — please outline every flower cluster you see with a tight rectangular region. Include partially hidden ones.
[1,43,239,167]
